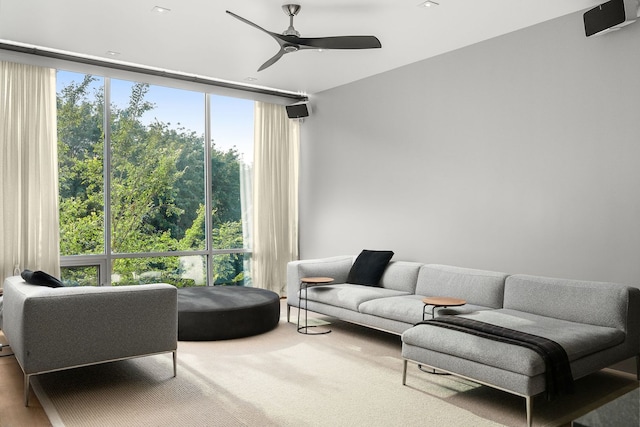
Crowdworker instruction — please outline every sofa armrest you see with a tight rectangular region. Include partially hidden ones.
[3,276,177,375]
[286,256,353,306]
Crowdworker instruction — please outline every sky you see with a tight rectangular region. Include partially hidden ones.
[56,70,255,162]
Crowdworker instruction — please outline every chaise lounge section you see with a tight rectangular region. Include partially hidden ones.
[402,274,640,426]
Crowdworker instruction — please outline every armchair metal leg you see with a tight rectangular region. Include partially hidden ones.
[525,396,532,427]
[172,351,177,377]
[24,373,31,406]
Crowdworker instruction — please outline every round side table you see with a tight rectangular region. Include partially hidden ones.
[297,277,334,335]
[422,296,466,320]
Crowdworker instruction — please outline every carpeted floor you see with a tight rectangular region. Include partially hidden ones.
[31,305,638,427]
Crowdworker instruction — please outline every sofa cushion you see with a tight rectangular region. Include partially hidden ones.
[358,295,495,325]
[346,250,394,287]
[504,275,637,330]
[378,261,423,293]
[301,284,409,312]
[21,270,64,288]
[415,264,507,308]
[358,295,425,325]
[402,309,625,377]
[297,257,354,285]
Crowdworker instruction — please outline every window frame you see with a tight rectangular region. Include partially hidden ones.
[59,76,253,286]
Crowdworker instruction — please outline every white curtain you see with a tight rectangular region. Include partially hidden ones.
[0,61,60,280]
[252,102,300,294]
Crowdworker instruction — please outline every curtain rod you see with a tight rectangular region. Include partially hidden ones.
[0,42,308,102]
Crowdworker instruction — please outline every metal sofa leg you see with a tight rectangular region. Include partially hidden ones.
[24,373,31,406]
[173,351,177,377]
[525,396,532,427]
[287,304,291,323]
[402,359,408,385]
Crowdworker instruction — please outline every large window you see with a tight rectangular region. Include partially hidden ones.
[57,71,254,287]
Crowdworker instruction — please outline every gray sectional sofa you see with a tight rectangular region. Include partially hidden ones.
[287,256,640,426]
[2,276,178,406]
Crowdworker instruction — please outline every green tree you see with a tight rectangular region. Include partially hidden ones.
[212,221,246,285]
[156,127,205,242]
[179,205,247,285]
[58,75,104,256]
[211,146,242,225]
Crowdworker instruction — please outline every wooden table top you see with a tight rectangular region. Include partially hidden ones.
[422,296,466,307]
[301,277,334,284]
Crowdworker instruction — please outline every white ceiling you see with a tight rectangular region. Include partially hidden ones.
[0,0,601,96]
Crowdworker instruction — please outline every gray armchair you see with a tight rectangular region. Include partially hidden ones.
[2,276,178,405]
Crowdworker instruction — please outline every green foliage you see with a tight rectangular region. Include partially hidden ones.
[109,86,186,256]
[156,127,205,242]
[58,75,105,255]
[112,270,196,288]
[211,146,242,224]
[60,266,100,287]
[179,204,206,251]
[57,74,249,286]
[212,253,247,286]
[212,222,246,285]
[59,197,104,255]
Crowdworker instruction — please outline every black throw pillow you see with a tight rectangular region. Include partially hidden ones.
[346,250,394,287]
[21,269,65,288]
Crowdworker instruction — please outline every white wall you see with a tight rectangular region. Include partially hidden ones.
[299,10,640,286]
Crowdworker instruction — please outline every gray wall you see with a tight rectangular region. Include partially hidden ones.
[299,10,640,286]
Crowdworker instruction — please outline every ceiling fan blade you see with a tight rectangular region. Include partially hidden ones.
[296,36,382,50]
[226,10,275,37]
[258,48,287,71]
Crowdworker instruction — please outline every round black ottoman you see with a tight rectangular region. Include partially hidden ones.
[177,286,280,341]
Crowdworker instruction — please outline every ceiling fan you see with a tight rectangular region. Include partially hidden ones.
[226,4,382,71]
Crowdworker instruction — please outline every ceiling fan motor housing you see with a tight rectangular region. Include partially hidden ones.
[282,4,301,37]
[282,4,301,16]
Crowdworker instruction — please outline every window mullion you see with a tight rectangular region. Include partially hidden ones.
[204,93,214,286]
[103,77,112,285]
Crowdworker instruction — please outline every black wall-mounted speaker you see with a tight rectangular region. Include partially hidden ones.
[286,101,310,119]
[584,0,638,37]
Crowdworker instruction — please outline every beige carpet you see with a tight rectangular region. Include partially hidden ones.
[32,305,637,427]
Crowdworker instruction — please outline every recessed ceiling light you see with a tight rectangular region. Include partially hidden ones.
[106,51,120,56]
[419,1,439,7]
[152,6,171,13]
[244,77,258,82]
